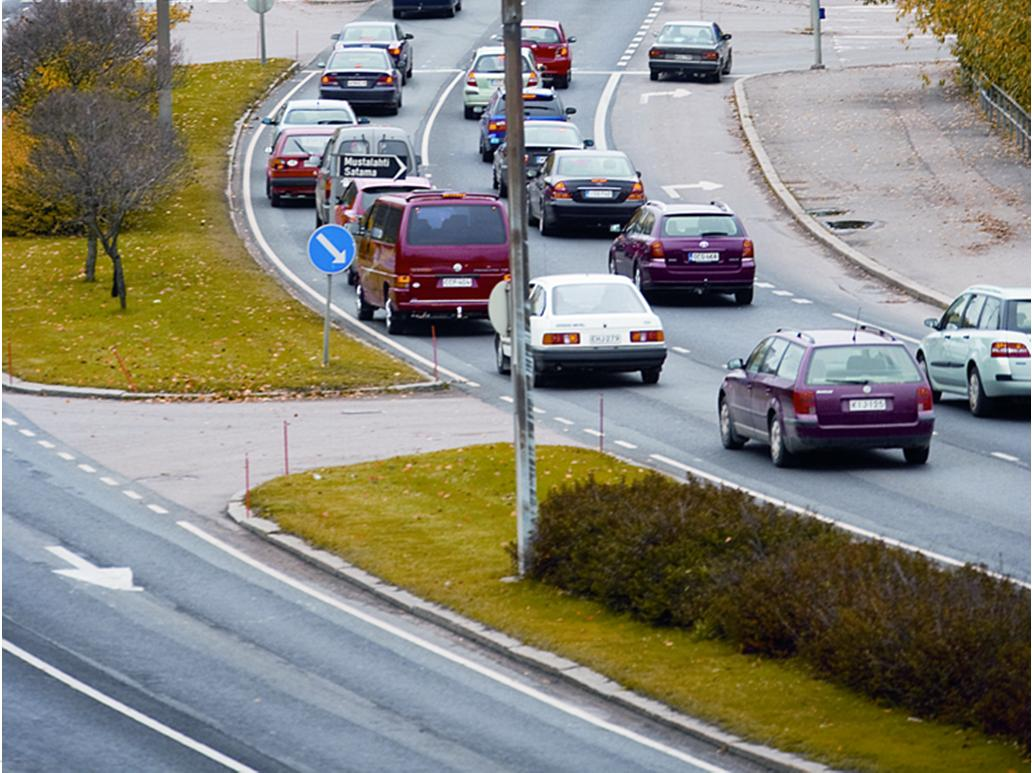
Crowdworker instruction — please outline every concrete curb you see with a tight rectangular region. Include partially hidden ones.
[227,492,832,773]
[733,70,953,310]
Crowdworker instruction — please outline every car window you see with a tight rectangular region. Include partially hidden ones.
[340,184,358,208]
[327,50,391,70]
[805,345,922,385]
[961,294,986,329]
[744,338,771,373]
[657,24,714,45]
[978,296,1001,330]
[524,123,582,147]
[1004,299,1031,334]
[522,102,564,117]
[378,139,411,169]
[555,155,634,177]
[662,214,740,237]
[365,203,388,240]
[380,206,403,244]
[406,204,506,245]
[640,211,656,236]
[758,337,789,375]
[285,108,356,126]
[473,54,534,73]
[776,343,805,381]
[551,283,647,315]
[522,26,560,44]
[940,294,970,328]
[529,285,546,316]
[622,208,643,235]
[277,134,331,156]
[340,24,393,43]
[338,139,371,155]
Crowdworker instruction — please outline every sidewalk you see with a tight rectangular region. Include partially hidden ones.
[739,61,1031,303]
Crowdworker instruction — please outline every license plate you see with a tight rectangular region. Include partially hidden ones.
[584,189,614,200]
[590,334,621,344]
[440,277,473,288]
[848,398,887,412]
[304,158,320,167]
[347,79,368,87]
[672,54,694,61]
[688,252,720,262]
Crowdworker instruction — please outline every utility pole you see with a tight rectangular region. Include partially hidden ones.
[501,0,537,576]
[156,0,172,133]
[810,0,825,70]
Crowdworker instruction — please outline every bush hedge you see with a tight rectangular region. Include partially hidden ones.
[528,473,1030,744]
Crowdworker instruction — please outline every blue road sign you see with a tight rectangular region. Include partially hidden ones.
[307,224,355,274]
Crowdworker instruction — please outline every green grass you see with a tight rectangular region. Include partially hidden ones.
[251,443,1028,773]
[1,60,419,395]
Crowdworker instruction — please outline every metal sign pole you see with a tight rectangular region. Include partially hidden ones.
[259,10,267,65]
[501,0,537,576]
[323,273,332,367]
[810,0,825,69]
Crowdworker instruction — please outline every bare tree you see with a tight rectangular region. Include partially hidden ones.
[28,90,188,310]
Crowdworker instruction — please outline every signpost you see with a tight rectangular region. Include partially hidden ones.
[810,0,825,70]
[339,154,408,181]
[246,0,275,65]
[307,224,356,367]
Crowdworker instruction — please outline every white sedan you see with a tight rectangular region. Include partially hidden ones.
[494,274,667,386]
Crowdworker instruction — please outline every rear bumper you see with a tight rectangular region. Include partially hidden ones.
[395,299,489,318]
[547,199,641,225]
[539,61,572,77]
[318,86,399,107]
[643,260,755,291]
[533,346,667,373]
[650,58,720,74]
[268,174,318,194]
[785,416,935,451]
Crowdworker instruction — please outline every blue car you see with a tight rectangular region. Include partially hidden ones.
[478,87,576,162]
[393,0,460,19]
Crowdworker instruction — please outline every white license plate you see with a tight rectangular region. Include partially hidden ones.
[688,252,720,262]
[347,79,368,87]
[440,277,473,288]
[590,334,621,344]
[584,189,614,200]
[848,398,887,412]
[672,54,694,61]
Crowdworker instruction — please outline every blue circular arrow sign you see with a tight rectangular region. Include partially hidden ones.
[307,224,356,275]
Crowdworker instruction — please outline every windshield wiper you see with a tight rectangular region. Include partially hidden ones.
[824,378,871,385]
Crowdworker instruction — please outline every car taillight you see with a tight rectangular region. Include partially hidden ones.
[527,72,538,85]
[558,46,568,57]
[792,389,816,416]
[547,181,571,199]
[742,239,754,258]
[649,240,665,259]
[628,181,645,201]
[388,47,401,56]
[271,159,285,170]
[377,74,395,86]
[488,120,506,132]
[466,71,477,86]
[503,273,511,282]
[649,48,664,58]
[991,342,1030,357]
[630,330,664,342]
[703,51,718,61]
[542,332,580,345]
[321,74,333,85]
[916,386,933,411]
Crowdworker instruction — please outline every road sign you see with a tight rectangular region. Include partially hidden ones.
[246,0,274,13]
[488,280,511,336]
[340,154,408,181]
[307,224,355,274]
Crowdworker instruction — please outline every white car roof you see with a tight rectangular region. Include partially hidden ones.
[663,20,713,27]
[473,45,534,59]
[285,99,355,111]
[961,285,1031,300]
[532,273,637,290]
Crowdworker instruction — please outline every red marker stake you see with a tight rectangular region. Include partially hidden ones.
[431,324,439,381]
[283,421,290,476]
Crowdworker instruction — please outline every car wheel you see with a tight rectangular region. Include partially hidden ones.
[734,288,753,306]
[494,334,511,375]
[269,189,281,207]
[533,369,548,388]
[491,168,499,190]
[393,9,403,19]
[607,254,617,275]
[712,67,722,84]
[480,143,493,163]
[315,210,323,228]
[719,397,746,449]
[903,445,930,465]
[916,353,941,403]
[527,197,540,226]
[445,6,455,17]
[384,294,407,334]
[464,105,477,120]
[641,367,661,385]
[498,179,508,198]
[539,204,556,236]
[455,0,461,10]
[347,267,358,287]
[722,52,733,74]
[967,366,992,416]
[769,413,794,468]
[633,263,650,299]
[355,284,374,321]
[649,69,659,82]
[554,74,569,89]
[407,64,414,80]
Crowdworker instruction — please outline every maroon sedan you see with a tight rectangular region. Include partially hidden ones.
[719,328,935,467]
[521,19,575,89]
[265,127,335,206]
[608,200,755,304]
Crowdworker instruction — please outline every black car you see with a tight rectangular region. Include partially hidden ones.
[332,21,414,84]
[648,20,732,82]
[319,48,402,115]
[392,0,460,19]
[527,150,644,236]
[492,120,591,197]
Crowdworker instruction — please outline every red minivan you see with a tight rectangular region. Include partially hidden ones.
[353,191,510,334]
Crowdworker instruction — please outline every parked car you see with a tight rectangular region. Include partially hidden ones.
[318,47,402,115]
[314,125,420,228]
[608,200,755,304]
[332,21,414,83]
[719,328,935,467]
[262,99,366,144]
[527,149,644,235]
[520,19,575,89]
[392,0,460,19]
[332,176,434,284]
[353,191,510,334]
[494,274,667,386]
[463,45,540,119]
[492,121,591,198]
[264,127,335,207]
[917,285,1031,415]
[649,20,732,82]
[477,87,576,161]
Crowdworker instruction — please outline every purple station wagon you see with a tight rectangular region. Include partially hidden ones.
[608,200,755,305]
[718,328,936,466]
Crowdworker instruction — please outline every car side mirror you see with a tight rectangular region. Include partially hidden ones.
[636,170,642,178]
[261,117,274,125]
[609,224,623,234]
[726,358,745,371]
[526,168,540,178]
[330,32,339,40]
[924,318,940,330]
[722,33,732,40]
[583,139,594,147]
[404,32,414,39]
[568,36,577,43]
[565,106,577,115]
[358,117,371,125]
[264,146,273,154]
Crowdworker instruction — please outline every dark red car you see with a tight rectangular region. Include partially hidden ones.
[265,127,336,206]
[521,19,574,89]
[719,328,936,467]
[608,200,755,305]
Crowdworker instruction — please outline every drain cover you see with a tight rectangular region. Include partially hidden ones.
[826,219,875,231]
[808,208,847,217]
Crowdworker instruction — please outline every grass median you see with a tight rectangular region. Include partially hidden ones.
[250,443,1026,773]
[2,59,419,395]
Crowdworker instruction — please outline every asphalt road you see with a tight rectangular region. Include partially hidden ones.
[236,0,1030,582]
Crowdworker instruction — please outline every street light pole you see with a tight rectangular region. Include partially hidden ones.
[501,0,537,576]
[156,0,172,133]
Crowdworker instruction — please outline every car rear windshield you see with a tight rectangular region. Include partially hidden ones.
[1004,299,1031,333]
[805,345,922,385]
[552,283,647,315]
[340,25,393,42]
[278,135,332,156]
[662,214,740,237]
[521,102,563,117]
[328,50,390,70]
[525,123,581,146]
[556,155,634,177]
[657,25,715,45]
[474,54,533,73]
[406,204,506,245]
[285,109,355,125]
[522,26,560,44]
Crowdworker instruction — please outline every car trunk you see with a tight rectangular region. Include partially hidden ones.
[659,235,742,273]
[326,70,385,89]
[814,384,918,426]
[566,178,635,204]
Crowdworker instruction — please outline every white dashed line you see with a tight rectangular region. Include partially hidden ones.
[554,417,575,426]
[755,281,775,289]
[466,381,481,388]
[614,440,638,450]
[100,477,119,487]
[56,452,74,461]
[2,418,18,426]
[533,407,546,414]
[772,290,794,297]
[147,504,169,514]
[77,464,96,473]
[791,298,813,304]
[672,346,691,355]
[583,428,603,438]
[830,313,921,344]
[499,395,514,404]
[37,440,55,449]
[18,428,36,437]
[991,452,1021,464]
[123,490,143,501]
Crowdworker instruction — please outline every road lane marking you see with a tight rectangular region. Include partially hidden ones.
[593,73,621,149]
[77,464,96,473]
[147,504,170,514]
[614,440,637,449]
[19,428,35,437]
[123,490,143,501]
[771,290,794,297]
[37,440,55,449]
[2,640,258,773]
[791,298,813,304]
[554,417,574,426]
[499,395,514,404]
[583,428,603,438]
[755,281,775,288]
[533,407,546,414]
[671,346,690,355]
[56,452,75,461]
[176,522,726,772]
[991,452,1021,464]
[2,418,17,426]
[420,69,466,166]
[830,313,920,344]
[100,476,119,487]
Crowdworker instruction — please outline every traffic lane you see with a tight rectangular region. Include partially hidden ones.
[1,427,739,773]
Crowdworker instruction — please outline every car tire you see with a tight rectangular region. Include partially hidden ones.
[393,10,403,19]
[649,69,659,81]
[903,445,930,465]
[498,179,508,198]
[554,74,569,89]
[967,366,992,416]
[355,284,374,321]
[491,168,499,190]
[734,288,753,306]
[481,143,493,163]
[916,353,941,403]
[633,263,650,300]
[533,369,548,388]
[464,105,477,120]
[455,0,462,10]
[719,396,747,449]
[270,190,281,207]
[527,197,540,226]
[347,267,358,287]
[384,294,407,335]
[539,205,557,236]
[769,413,794,468]
[641,367,661,385]
[494,334,511,375]
[722,52,733,74]
[712,67,722,84]
[407,64,414,81]
[315,210,324,229]
[445,6,455,17]
[607,254,617,275]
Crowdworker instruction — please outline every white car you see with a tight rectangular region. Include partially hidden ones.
[917,284,1031,415]
[494,274,667,386]
[463,45,540,119]
[262,98,366,144]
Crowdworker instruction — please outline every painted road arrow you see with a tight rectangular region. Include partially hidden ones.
[48,546,143,591]
[639,88,692,105]
[661,180,724,198]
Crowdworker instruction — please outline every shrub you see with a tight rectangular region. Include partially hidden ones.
[528,473,1030,744]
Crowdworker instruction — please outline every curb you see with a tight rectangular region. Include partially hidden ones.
[733,70,953,310]
[226,492,832,773]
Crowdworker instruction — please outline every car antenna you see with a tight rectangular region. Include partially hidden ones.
[852,306,861,342]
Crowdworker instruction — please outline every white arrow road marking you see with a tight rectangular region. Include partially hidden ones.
[315,232,350,265]
[639,88,692,104]
[47,546,142,591]
[661,181,723,198]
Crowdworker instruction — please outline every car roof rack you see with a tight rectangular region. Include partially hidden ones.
[776,328,815,344]
[708,200,732,213]
[856,324,896,341]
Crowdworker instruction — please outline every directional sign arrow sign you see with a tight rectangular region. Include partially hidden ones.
[48,546,142,591]
[639,88,692,105]
[339,154,408,182]
[661,181,724,199]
